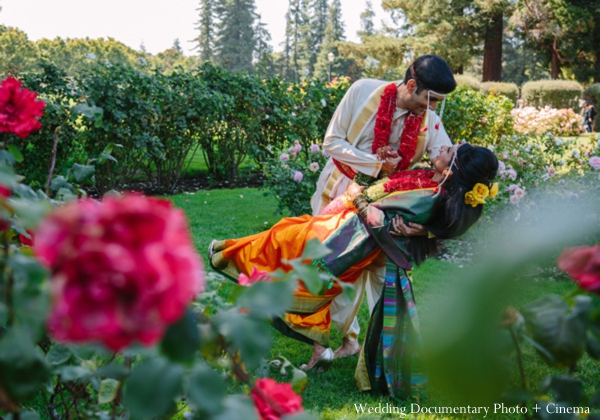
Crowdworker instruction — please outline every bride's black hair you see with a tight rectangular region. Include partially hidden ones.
[409,144,499,264]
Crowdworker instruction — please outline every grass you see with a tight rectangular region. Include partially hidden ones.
[170,186,600,419]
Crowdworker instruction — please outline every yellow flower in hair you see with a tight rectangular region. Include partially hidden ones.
[464,183,489,207]
[465,191,481,207]
[472,183,489,201]
[489,182,499,198]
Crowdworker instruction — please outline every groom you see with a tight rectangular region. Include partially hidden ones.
[312,54,457,357]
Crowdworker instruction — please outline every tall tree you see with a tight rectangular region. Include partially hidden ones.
[254,15,275,74]
[314,0,350,80]
[172,38,183,54]
[358,1,376,40]
[195,0,215,63]
[213,0,257,73]
[502,27,550,85]
[282,0,306,80]
[509,0,588,79]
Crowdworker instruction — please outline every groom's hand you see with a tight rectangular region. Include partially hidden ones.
[390,216,427,237]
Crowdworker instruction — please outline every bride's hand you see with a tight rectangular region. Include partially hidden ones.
[345,182,365,198]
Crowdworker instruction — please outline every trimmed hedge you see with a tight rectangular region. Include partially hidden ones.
[521,80,583,110]
[454,74,481,91]
[480,82,519,103]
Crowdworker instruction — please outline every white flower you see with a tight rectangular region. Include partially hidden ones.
[321,99,326,107]
[137,57,148,66]
[558,159,565,166]
[554,138,563,146]
[572,150,580,159]
[488,145,495,152]
[86,53,96,60]
[302,68,310,75]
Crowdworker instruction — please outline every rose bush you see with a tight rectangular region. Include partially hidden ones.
[511,106,583,137]
[0,76,318,419]
[262,140,329,216]
[35,194,204,351]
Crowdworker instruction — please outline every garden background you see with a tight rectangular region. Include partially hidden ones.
[1,0,600,418]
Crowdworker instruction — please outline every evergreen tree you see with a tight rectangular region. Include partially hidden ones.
[172,38,183,54]
[254,15,275,74]
[314,0,349,80]
[358,1,375,40]
[213,0,257,73]
[282,0,304,81]
[195,0,215,63]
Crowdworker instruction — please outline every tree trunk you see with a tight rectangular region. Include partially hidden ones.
[482,13,503,82]
[551,52,560,79]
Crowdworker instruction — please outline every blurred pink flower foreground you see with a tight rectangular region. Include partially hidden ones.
[35,194,205,351]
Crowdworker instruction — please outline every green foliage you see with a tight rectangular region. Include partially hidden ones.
[480,81,519,102]
[195,63,265,183]
[454,74,481,91]
[443,85,515,145]
[0,26,39,76]
[583,83,600,106]
[522,80,584,110]
[17,63,88,190]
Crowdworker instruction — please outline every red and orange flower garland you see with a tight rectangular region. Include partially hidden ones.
[383,169,438,193]
[371,83,423,172]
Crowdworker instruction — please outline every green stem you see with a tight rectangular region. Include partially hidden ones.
[510,326,528,391]
[3,230,14,326]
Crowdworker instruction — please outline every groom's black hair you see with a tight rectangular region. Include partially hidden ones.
[403,54,457,95]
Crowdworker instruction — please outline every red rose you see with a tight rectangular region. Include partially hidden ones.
[557,245,600,292]
[35,194,205,351]
[0,77,46,139]
[0,184,11,198]
[19,229,34,246]
[250,378,303,420]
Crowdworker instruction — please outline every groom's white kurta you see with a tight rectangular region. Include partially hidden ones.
[311,78,452,215]
[311,78,452,340]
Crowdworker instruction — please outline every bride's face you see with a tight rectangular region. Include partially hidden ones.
[432,144,460,173]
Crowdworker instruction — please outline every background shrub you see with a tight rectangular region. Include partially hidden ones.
[521,80,583,110]
[512,106,582,136]
[454,74,481,91]
[480,81,519,103]
[19,64,88,190]
[443,85,515,146]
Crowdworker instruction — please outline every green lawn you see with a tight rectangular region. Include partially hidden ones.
[171,187,597,419]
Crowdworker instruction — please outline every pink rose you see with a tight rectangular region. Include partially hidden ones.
[309,162,319,172]
[590,156,600,171]
[251,378,303,420]
[279,153,290,162]
[35,194,204,351]
[238,266,270,286]
[309,144,320,153]
[0,77,46,138]
[293,171,303,182]
[557,246,600,292]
